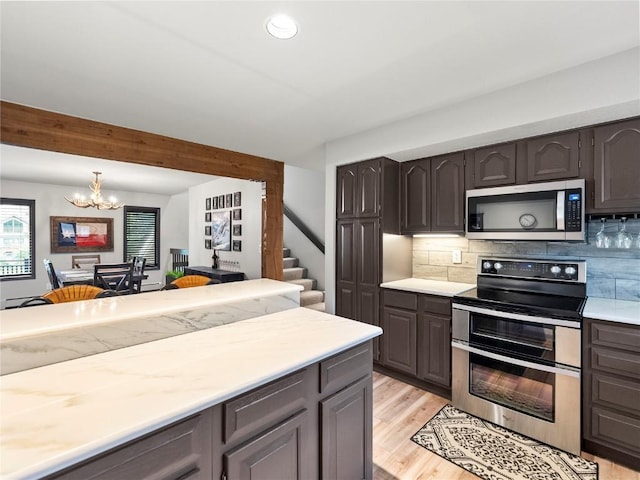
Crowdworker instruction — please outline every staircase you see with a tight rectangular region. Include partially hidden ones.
[283,247,325,312]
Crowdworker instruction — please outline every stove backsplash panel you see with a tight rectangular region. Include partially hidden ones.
[412,218,640,301]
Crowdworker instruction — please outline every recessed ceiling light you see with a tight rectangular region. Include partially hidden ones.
[266,14,298,39]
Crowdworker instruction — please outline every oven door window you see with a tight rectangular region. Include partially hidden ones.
[470,314,554,364]
[469,352,555,422]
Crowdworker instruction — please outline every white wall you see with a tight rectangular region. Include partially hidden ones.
[323,48,640,314]
[0,179,187,306]
[188,178,262,280]
[284,165,325,290]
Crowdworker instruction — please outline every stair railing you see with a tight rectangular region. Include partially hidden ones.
[284,204,325,254]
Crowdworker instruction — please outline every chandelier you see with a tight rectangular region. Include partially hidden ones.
[65,172,125,210]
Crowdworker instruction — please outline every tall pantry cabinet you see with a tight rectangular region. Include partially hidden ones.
[335,158,400,361]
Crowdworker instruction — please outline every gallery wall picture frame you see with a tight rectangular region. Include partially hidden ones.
[206,197,211,211]
[233,209,242,220]
[205,212,212,222]
[205,239,212,249]
[232,224,242,236]
[50,216,114,253]
[233,191,241,207]
[218,195,225,208]
[225,193,233,208]
[205,225,212,236]
[212,196,218,209]
[233,240,242,252]
[211,210,231,251]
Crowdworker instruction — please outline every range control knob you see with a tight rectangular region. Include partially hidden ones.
[483,261,493,270]
[550,265,562,275]
[494,262,503,271]
[565,266,577,276]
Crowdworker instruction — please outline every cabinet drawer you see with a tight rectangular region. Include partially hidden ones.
[591,372,640,416]
[48,412,212,480]
[589,320,640,353]
[420,295,451,316]
[320,343,372,395]
[382,290,417,310]
[591,346,640,380]
[589,406,640,456]
[224,370,307,444]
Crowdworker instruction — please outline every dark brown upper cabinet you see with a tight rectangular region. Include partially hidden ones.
[591,117,640,213]
[336,165,357,218]
[467,143,517,188]
[524,131,580,182]
[401,153,464,234]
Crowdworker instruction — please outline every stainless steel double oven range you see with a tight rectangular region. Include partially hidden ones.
[452,257,586,455]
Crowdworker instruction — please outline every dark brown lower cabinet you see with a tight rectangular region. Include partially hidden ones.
[380,289,452,396]
[45,342,374,480]
[583,318,640,471]
[321,376,373,480]
[224,411,309,480]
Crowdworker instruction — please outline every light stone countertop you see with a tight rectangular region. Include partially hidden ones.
[0,278,302,340]
[584,297,640,326]
[380,278,476,297]
[0,307,382,480]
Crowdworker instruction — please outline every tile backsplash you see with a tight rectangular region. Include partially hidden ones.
[412,218,640,301]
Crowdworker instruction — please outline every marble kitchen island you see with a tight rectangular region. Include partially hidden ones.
[1,281,381,480]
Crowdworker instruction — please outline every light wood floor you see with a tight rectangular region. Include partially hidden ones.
[372,371,640,480]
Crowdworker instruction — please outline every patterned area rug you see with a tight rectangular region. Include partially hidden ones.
[411,404,598,480]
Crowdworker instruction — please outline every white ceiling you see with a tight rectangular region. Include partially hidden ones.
[1,1,639,192]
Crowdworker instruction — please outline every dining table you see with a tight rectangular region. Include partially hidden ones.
[58,269,148,290]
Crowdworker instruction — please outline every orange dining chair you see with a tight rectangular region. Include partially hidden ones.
[170,275,220,289]
[43,285,106,304]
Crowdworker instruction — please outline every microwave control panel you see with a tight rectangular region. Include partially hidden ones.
[565,189,582,231]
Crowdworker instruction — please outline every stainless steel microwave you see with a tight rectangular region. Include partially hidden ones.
[466,179,585,241]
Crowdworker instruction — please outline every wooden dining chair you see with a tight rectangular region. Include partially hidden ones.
[43,285,105,303]
[170,274,220,289]
[130,256,147,293]
[71,254,101,270]
[94,263,134,294]
[43,259,61,289]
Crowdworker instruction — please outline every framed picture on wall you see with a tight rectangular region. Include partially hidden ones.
[233,224,242,236]
[218,195,225,208]
[233,191,241,207]
[50,216,114,253]
[225,193,233,208]
[205,225,211,236]
[205,212,211,222]
[205,239,212,249]
[205,197,211,211]
[211,211,231,251]
[212,196,218,209]
[232,240,242,252]
[233,209,242,220]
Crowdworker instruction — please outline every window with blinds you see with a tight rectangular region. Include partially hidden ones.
[0,198,36,280]
[124,206,160,269]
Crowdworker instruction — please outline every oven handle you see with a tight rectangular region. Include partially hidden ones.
[452,303,581,329]
[451,339,580,378]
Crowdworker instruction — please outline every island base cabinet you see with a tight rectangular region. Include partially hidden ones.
[321,376,373,480]
[223,411,309,480]
[46,412,213,480]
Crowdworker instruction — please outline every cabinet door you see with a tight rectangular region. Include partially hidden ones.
[431,153,465,232]
[224,411,309,480]
[417,313,451,387]
[593,118,640,212]
[321,376,373,480]
[335,220,357,319]
[357,160,380,217]
[401,159,430,233]
[356,218,380,326]
[336,165,358,219]
[525,131,580,182]
[381,307,417,376]
[470,143,517,188]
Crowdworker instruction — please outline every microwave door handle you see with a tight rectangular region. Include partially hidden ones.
[557,191,565,230]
